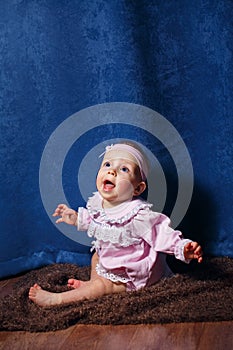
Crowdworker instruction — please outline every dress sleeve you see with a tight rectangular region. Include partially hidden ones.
[77,207,91,231]
[133,209,192,263]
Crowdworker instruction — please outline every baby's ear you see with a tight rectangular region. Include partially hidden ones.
[133,182,147,196]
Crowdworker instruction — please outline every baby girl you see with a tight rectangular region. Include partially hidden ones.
[29,142,203,306]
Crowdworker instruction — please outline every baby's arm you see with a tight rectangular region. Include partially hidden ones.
[184,241,203,263]
[52,204,78,226]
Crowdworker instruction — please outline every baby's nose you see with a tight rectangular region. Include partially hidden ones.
[107,169,116,176]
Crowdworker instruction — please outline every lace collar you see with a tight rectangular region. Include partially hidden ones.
[86,192,152,224]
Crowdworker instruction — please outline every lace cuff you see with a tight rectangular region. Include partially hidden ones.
[174,239,193,264]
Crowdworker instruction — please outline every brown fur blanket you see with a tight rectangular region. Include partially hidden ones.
[1,257,233,332]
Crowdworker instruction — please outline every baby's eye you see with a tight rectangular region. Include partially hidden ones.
[121,166,129,173]
[103,161,111,167]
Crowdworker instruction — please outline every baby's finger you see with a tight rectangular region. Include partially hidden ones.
[52,204,67,216]
[191,242,200,252]
[58,204,68,210]
[194,245,202,255]
[53,210,63,217]
[55,218,64,224]
[185,242,193,251]
[195,246,203,263]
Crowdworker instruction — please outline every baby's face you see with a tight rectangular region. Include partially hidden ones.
[96,150,142,208]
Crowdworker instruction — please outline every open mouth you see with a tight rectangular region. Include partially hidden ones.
[103,180,115,191]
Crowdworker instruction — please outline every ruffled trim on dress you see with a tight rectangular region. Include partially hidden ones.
[87,221,141,247]
[96,263,131,284]
[86,192,152,225]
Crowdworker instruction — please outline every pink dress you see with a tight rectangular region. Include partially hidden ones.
[77,192,192,291]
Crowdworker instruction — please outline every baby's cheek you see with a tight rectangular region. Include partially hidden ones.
[117,179,134,194]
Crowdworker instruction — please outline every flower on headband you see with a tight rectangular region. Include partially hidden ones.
[98,144,114,158]
[105,144,114,152]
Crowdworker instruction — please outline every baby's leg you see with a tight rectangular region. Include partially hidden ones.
[90,252,99,280]
[67,252,99,288]
[29,276,126,307]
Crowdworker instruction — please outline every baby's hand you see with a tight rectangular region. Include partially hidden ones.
[184,241,203,263]
[52,204,78,226]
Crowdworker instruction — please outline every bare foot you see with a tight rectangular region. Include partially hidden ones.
[67,279,86,289]
[29,284,62,307]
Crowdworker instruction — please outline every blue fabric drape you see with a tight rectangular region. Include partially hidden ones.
[0,0,232,278]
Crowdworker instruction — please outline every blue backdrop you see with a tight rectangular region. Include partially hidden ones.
[1,0,232,278]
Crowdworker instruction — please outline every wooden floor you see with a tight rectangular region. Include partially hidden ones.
[0,275,233,350]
